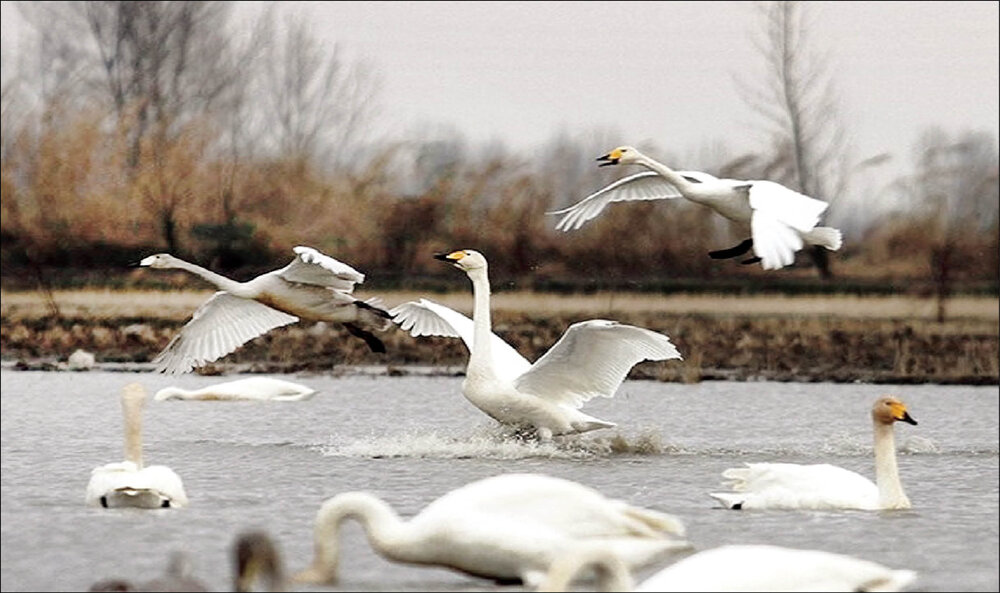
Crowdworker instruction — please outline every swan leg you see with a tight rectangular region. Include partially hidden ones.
[708,238,754,260]
[741,256,763,265]
[343,323,387,353]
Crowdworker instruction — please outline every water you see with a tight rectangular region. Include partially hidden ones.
[1,368,997,592]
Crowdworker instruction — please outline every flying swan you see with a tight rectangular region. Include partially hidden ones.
[537,543,918,592]
[138,246,392,374]
[154,376,317,402]
[85,383,188,509]
[294,472,689,588]
[389,249,682,440]
[548,145,843,270]
[709,395,918,510]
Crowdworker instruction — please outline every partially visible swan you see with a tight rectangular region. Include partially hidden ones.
[538,544,918,592]
[709,395,918,510]
[548,145,843,270]
[295,472,689,587]
[390,249,682,440]
[154,377,317,402]
[88,530,285,592]
[138,246,392,374]
[85,383,188,509]
[67,348,97,370]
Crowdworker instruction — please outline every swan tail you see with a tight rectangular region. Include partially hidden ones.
[802,226,843,251]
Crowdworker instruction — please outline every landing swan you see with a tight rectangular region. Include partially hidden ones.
[538,544,918,592]
[89,530,286,592]
[548,145,843,270]
[709,395,918,510]
[294,472,689,587]
[138,246,392,374]
[390,249,682,440]
[154,377,317,401]
[85,383,188,509]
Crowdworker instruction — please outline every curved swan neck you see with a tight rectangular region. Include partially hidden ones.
[171,258,247,295]
[121,384,145,468]
[873,422,910,509]
[466,266,494,372]
[633,152,698,192]
[539,548,635,592]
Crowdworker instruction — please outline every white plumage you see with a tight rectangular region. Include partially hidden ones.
[138,246,392,374]
[154,376,317,401]
[390,249,682,440]
[294,473,689,587]
[548,146,843,270]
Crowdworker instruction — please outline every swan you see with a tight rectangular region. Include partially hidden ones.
[548,145,843,270]
[538,543,918,592]
[88,530,286,592]
[389,249,683,440]
[709,395,918,510]
[154,376,317,402]
[294,472,689,587]
[138,246,392,374]
[85,383,188,509]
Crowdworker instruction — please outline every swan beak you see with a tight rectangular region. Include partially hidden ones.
[900,410,918,425]
[434,251,463,263]
[596,153,618,167]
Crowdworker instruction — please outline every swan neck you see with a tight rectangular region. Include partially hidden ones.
[540,548,635,592]
[874,421,909,508]
[467,267,494,369]
[121,387,144,468]
[173,258,246,294]
[635,154,695,191]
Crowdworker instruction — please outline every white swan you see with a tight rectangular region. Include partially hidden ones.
[85,383,188,509]
[154,376,317,401]
[390,249,682,440]
[138,246,392,374]
[709,395,918,510]
[538,544,918,592]
[294,472,689,587]
[548,146,843,270]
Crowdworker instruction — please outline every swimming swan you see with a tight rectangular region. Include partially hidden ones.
[709,395,918,510]
[294,472,689,587]
[154,377,317,401]
[538,543,918,592]
[390,249,682,440]
[85,383,188,509]
[548,146,843,270]
[138,246,392,374]
[88,530,286,592]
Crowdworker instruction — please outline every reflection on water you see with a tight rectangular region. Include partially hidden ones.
[1,368,998,592]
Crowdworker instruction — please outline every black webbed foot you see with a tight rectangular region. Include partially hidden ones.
[709,238,754,260]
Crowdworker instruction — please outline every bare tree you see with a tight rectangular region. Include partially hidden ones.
[738,0,849,278]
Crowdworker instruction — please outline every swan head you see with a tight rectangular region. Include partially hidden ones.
[873,395,917,426]
[138,253,181,269]
[434,249,488,272]
[596,145,643,167]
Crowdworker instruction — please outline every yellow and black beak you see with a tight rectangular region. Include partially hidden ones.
[899,410,918,425]
[434,251,464,263]
[596,152,619,167]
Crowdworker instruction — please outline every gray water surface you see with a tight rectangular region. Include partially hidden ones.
[1,369,998,592]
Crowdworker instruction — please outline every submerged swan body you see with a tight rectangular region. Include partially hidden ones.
[390,249,682,440]
[539,544,918,592]
[295,472,688,587]
[85,383,188,509]
[154,377,317,402]
[709,396,918,510]
[139,246,392,374]
[549,146,843,270]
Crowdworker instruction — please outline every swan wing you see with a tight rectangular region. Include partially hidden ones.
[747,180,829,233]
[709,462,879,510]
[514,320,681,408]
[549,172,685,231]
[152,292,299,374]
[749,210,804,270]
[276,246,366,291]
[390,299,532,379]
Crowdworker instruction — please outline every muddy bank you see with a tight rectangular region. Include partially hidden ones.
[3,311,997,385]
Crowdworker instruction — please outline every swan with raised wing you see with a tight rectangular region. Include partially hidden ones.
[548,146,842,270]
[138,246,392,374]
[709,395,918,510]
[85,383,188,509]
[295,472,688,587]
[390,249,682,440]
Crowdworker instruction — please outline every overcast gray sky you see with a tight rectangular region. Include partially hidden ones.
[3,1,998,168]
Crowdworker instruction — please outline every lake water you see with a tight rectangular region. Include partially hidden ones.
[1,367,997,592]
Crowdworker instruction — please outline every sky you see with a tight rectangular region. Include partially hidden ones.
[2,1,998,179]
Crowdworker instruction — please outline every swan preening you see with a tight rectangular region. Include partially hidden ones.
[138,246,392,374]
[538,543,918,592]
[295,473,689,587]
[390,249,682,440]
[709,395,918,510]
[548,145,843,271]
[154,377,317,402]
[85,383,188,509]
[88,530,285,592]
